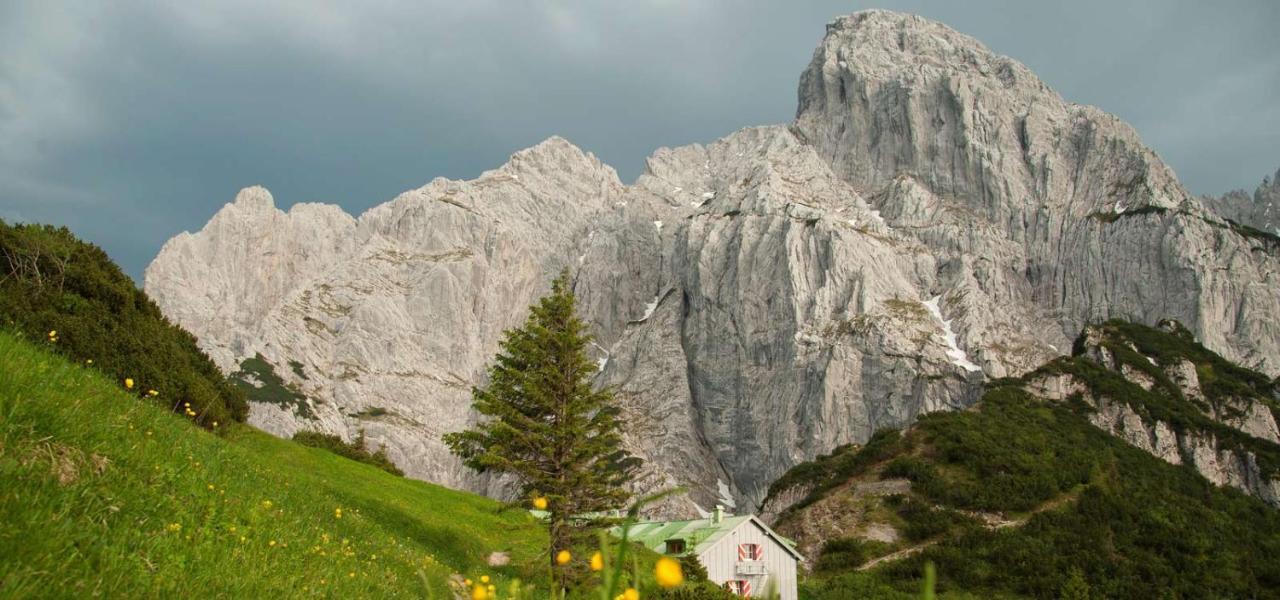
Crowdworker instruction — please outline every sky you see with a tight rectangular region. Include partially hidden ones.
[2,1,1278,281]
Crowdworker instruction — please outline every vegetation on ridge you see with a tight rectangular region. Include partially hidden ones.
[772,321,1280,599]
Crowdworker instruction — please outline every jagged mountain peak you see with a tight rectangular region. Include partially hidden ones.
[818,10,1043,89]
[1201,164,1280,236]
[229,185,276,212]
[799,9,1186,219]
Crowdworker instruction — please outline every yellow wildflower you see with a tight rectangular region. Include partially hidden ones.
[212,421,218,427]
[334,507,343,519]
[470,585,488,600]
[261,500,273,510]
[623,588,640,600]
[48,330,57,338]
[147,389,158,397]
[166,522,182,532]
[480,575,490,584]
[464,579,472,586]
[532,496,548,511]
[86,359,93,365]
[590,551,604,571]
[555,550,572,565]
[207,484,215,491]
[269,540,276,547]
[655,557,684,588]
[124,378,134,389]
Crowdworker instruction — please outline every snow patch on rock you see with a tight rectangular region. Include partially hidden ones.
[923,296,981,373]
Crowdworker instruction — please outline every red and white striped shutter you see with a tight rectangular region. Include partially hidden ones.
[754,543,764,560]
[742,580,752,596]
[723,580,750,596]
[738,543,764,561]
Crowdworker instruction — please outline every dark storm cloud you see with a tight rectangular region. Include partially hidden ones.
[2,0,1277,280]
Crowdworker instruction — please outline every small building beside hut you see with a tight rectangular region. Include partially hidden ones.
[623,507,803,600]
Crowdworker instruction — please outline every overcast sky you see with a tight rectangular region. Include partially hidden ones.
[3,1,1278,281]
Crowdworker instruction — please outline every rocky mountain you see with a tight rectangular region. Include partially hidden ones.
[1203,166,1280,238]
[145,10,1280,515]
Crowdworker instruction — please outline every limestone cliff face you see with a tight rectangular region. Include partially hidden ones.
[794,10,1280,377]
[146,10,1280,514]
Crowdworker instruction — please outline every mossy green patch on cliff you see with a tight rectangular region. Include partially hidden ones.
[231,353,314,419]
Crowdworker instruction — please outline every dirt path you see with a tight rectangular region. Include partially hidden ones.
[858,540,937,571]
[857,488,1082,571]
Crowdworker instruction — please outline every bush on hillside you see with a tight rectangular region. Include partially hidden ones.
[816,537,894,571]
[292,430,404,476]
[0,220,246,425]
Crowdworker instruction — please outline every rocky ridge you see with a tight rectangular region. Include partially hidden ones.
[1023,320,1280,507]
[1203,166,1280,238]
[146,10,1280,514]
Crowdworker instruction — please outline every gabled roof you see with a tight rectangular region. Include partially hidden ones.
[618,515,805,561]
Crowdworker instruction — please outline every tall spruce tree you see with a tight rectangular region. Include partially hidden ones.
[443,271,640,568]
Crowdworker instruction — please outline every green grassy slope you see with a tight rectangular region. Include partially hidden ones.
[0,330,546,598]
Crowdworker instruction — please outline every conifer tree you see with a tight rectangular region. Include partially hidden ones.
[444,270,640,572]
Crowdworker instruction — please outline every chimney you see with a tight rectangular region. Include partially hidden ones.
[713,505,723,524]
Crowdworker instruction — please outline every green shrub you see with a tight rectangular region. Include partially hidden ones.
[816,537,893,571]
[292,430,404,476]
[893,498,978,543]
[0,221,246,426]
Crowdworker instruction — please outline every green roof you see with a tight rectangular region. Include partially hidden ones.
[616,515,804,561]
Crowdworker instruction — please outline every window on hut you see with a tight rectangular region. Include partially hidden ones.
[664,539,686,554]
